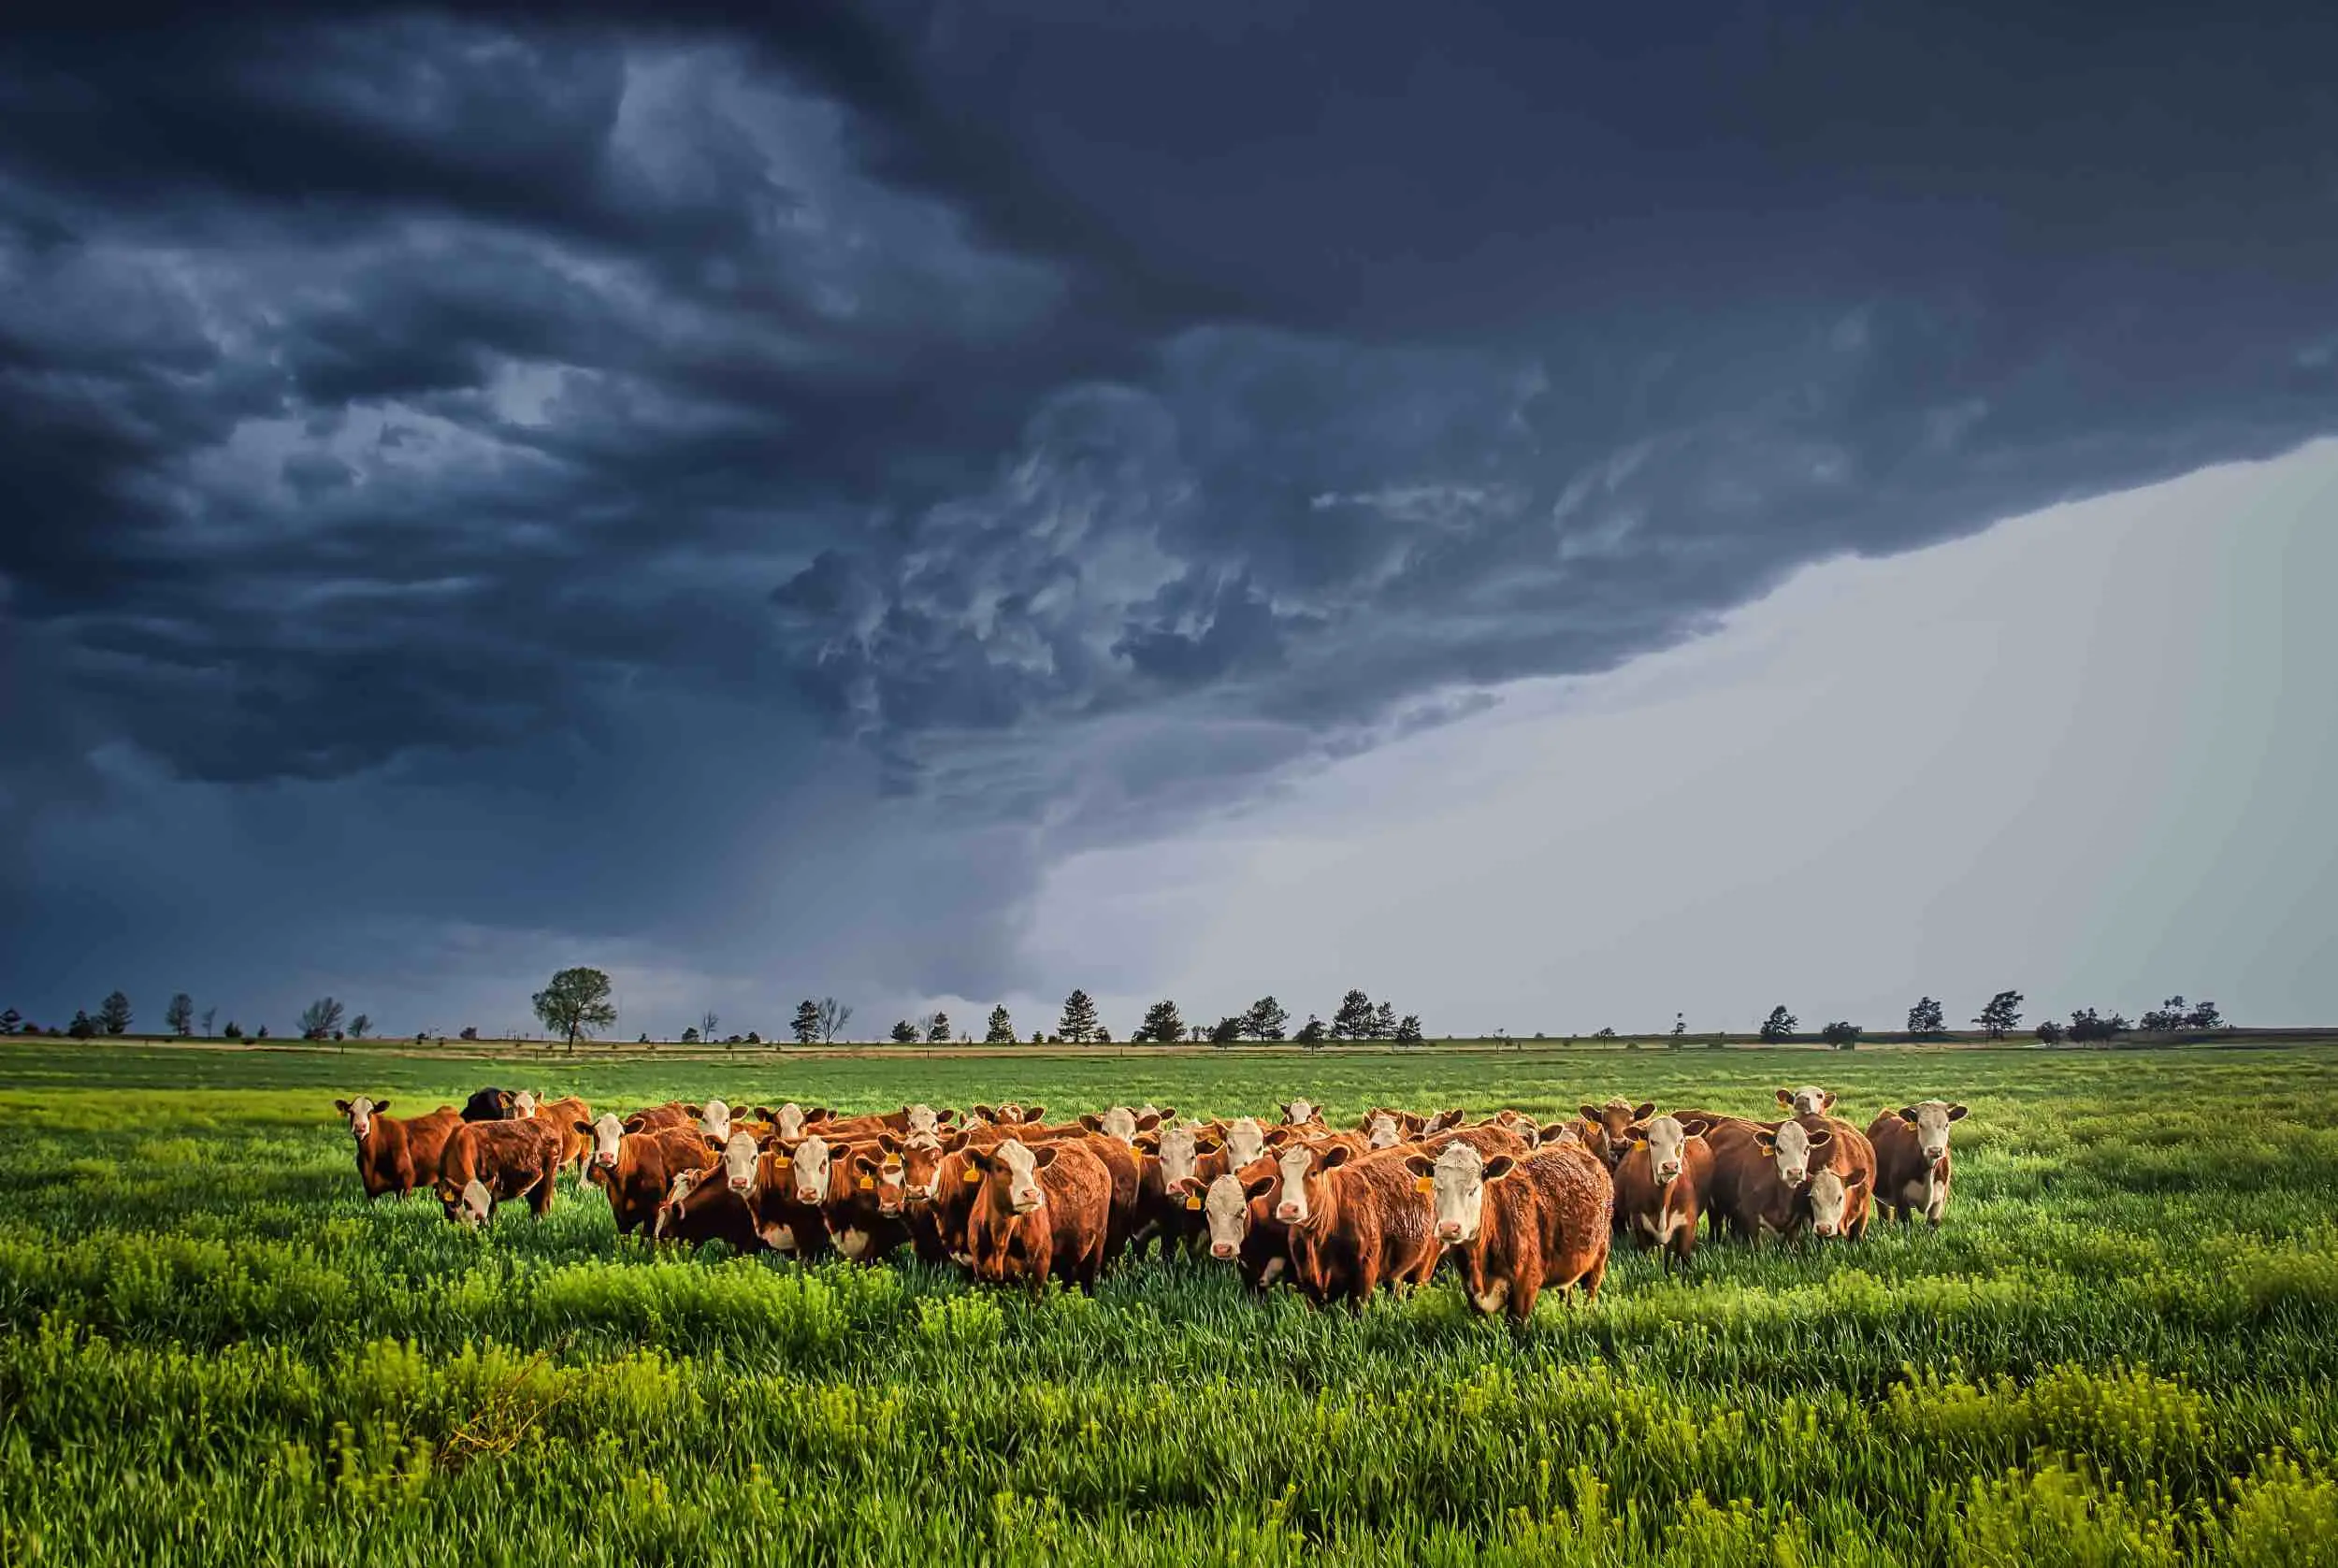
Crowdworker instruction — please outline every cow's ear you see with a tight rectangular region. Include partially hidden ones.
[684,1104,703,1118]
[621,1115,646,1133]
[1578,1104,1601,1123]
[1820,1091,1838,1111]
[960,1148,992,1172]
[935,1107,959,1124]
[572,1121,595,1137]
[1775,1089,1795,1108]
[1633,1101,1655,1122]
[1134,1112,1162,1133]
[1155,1106,1175,1122]
[1754,1130,1778,1152]
[1032,1145,1060,1169]
[1845,1171,1869,1193]
[1263,1128,1292,1149]
[972,1105,995,1121]
[1021,1106,1045,1123]
[1947,1104,1970,1122]
[1194,1137,1223,1155]
[335,1099,352,1115]
[1675,1116,1712,1139]
[1132,1131,1160,1154]
[850,1152,877,1174]
[703,1134,727,1152]
[1078,1114,1103,1132]
[1170,1176,1205,1200]
[1898,1106,1921,1124]
[1321,1144,1354,1170]
[1404,1155,1436,1179]
[876,1132,902,1153]
[805,1108,833,1124]
[1483,1156,1519,1183]
[1806,1128,1834,1150]
[752,1106,778,1122]
[1244,1175,1277,1202]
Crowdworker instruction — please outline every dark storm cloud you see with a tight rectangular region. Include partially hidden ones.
[3,0,2335,1022]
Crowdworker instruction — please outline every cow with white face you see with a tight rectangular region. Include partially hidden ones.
[1611,1115,1715,1260]
[1701,1116,1834,1242]
[1220,1117,1268,1172]
[1364,1112,1405,1150]
[1755,1117,1828,1186]
[451,1177,497,1228]
[583,1113,628,1172]
[1081,1106,1142,1145]
[652,1167,708,1238]
[1868,1100,1969,1227]
[713,1128,763,1196]
[506,1089,540,1118]
[1776,1086,1837,1118]
[1806,1166,1870,1239]
[689,1100,734,1142]
[339,1095,384,1143]
[1414,1142,1507,1245]
[787,1134,839,1207]
[1279,1098,1321,1128]
[900,1103,946,1139]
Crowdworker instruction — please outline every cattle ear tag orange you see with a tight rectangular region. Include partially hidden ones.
[1184,1194,1204,1210]
[1414,1176,1436,1195]
[858,1174,875,1190]
[963,1169,982,1184]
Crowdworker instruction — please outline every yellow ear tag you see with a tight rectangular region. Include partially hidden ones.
[1183,1194,1204,1211]
[858,1174,875,1190]
[963,1169,982,1184]
[1414,1176,1436,1195]
[1633,1138,1647,1149]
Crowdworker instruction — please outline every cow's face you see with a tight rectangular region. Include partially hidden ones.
[1754,1119,1828,1186]
[701,1128,757,1194]
[773,1103,808,1140]
[1270,1144,1348,1224]
[853,1150,910,1216]
[1808,1168,1867,1238]
[787,1136,832,1205]
[1898,1100,1968,1162]
[1087,1106,1139,1145]
[448,1177,495,1229]
[1423,1108,1467,1136]
[1364,1113,1402,1150]
[895,1135,945,1201]
[1222,1117,1267,1169]
[902,1103,943,1139]
[1154,1123,1201,1187]
[582,1113,626,1170]
[1199,1174,1252,1259]
[1414,1143,1508,1244]
[1639,1115,1692,1185]
[1778,1086,1836,1117]
[1281,1099,1318,1127]
[698,1100,732,1142]
[989,1139,1054,1215]
[337,1096,384,1140]
[509,1090,540,1118]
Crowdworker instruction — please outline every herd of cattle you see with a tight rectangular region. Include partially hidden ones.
[330,1085,1969,1318]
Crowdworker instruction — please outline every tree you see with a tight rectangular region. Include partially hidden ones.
[1095,1024,1113,1043]
[700,1011,719,1047]
[1060,989,1100,1043]
[223,1021,242,1040]
[348,1014,368,1040]
[1594,1026,1617,1039]
[1973,990,2023,1040]
[745,1030,762,1045]
[2067,1008,2130,1044]
[253,1025,269,1040]
[1296,1014,1328,1046]
[985,1004,1017,1044]
[1243,995,1289,1042]
[1394,1014,1424,1046]
[299,997,346,1041]
[166,994,195,1038]
[96,991,132,1036]
[1371,1000,1399,1039]
[1133,1000,1186,1043]
[68,1010,97,1039]
[817,998,852,1044]
[0,1009,18,1036]
[926,1012,952,1043]
[1758,1006,1797,1043]
[1819,1020,1861,1049]
[1907,997,1945,1039]
[200,1007,218,1037]
[532,967,616,1055]
[890,1020,918,1043]
[792,1000,822,1045]
[1332,989,1375,1041]
[681,1026,700,1044]
[2034,1019,2066,1044]
[458,1026,479,1042]
[1209,1015,1245,1047]
[2185,1000,2224,1030]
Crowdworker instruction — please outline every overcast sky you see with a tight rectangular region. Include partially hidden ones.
[5,3,2335,1038]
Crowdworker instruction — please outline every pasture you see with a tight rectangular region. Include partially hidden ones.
[2,1041,2334,1566]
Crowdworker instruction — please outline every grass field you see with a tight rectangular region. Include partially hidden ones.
[2,1041,2335,1566]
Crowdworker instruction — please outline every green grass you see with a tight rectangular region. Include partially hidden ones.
[2,1040,2334,1566]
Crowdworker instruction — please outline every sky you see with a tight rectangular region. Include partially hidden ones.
[4,2,2335,1039]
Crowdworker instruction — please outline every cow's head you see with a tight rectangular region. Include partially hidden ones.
[653,1167,709,1239]
[851,1147,911,1216]
[1897,1100,1969,1162]
[967,1138,1055,1216]
[335,1096,386,1140]
[1188,1173,1253,1259]
[705,1128,762,1195]
[692,1100,733,1142]
[1753,1118,1830,1185]
[440,1176,495,1229]
[1579,1100,1654,1168]
[1364,1112,1404,1150]
[1279,1098,1319,1127]
[1807,1167,1869,1238]
[891,1133,946,1202]
[1407,1142,1511,1245]
[1777,1086,1836,1117]
[1151,1121,1202,1188]
[901,1103,956,1139]
[581,1112,626,1170]
[1422,1107,1468,1136]
[785,1135,835,1206]
[1270,1142,1351,1226]
[1221,1116,1267,1169]
[1079,1106,1141,1144]
[1638,1115,1694,1185]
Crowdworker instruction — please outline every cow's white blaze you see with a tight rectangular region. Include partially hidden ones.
[711,1129,758,1193]
[455,1178,494,1228]
[1365,1113,1402,1149]
[1808,1168,1862,1237]
[1283,1099,1318,1126]
[343,1096,379,1140]
[788,1136,831,1205]
[1093,1106,1138,1144]
[1201,1173,1250,1259]
[904,1103,941,1138]
[700,1100,733,1142]
[1765,1118,1821,1185]
[1644,1115,1689,1184]
[1786,1086,1834,1116]
[1223,1117,1267,1169]
[1428,1143,1491,1244]
[995,1140,1047,1214]
[1272,1146,1316,1224]
[587,1113,626,1169]
[774,1103,808,1140]
[511,1090,540,1118]
[1155,1123,1200,1187]
[653,1168,705,1238]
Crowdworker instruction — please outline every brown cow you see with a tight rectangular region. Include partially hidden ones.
[874,1103,960,1139]
[1077,1106,1170,1145]
[1798,1114,1876,1241]
[650,1165,765,1252]
[626,1102,695,1133]
[1413,1138,1612,1319]
[506,1090,594,1179]
[1573,1099,1657,1170]
[1277,1098,1328,1129]
[1702,1117,1832,1242]
[1868,1100,1968,1227]
[336,1097,462,1199]
[1610,1114,1715,1261]
[963,1138,1115,1294]
[575,1114,716,1235]
[1777,1086,1838,1118]
[435,1116,563,1227]
[968,1103,1046,1127]
[1267,1143,1442,1307]
[1132,1120,1212,1258]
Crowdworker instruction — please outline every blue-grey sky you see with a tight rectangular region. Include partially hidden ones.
[5,3,2334,1038]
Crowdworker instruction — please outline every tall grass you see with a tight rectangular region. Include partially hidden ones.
[1,1042,2333,1564]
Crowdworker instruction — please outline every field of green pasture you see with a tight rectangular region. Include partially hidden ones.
[2,1040,2335,1565]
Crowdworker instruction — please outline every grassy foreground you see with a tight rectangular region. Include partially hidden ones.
[1,1042,2334,1566]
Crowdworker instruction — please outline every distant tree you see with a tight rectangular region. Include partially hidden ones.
[1095,1023,1113,1043]
[681,1026,700,1044]
[818,998,853,1044]
[1332,989,1376,1041]
[1819,1020,1861,1049]
[299,997,346,1041]
[2034,1019,2066,1044]
[792,1000,822,1045]
[638,1033,650,1044]
[253,1025,269,1040]
[68,1009,98,1039]
[2184,1000,2224,1030]
[726,1034,743,1045]
[1973,990,2023,1040]
[2067,1008,2131,1044]
[890,1020,918,1044]
[166,993,195,1037]
[348,1014,368,1040]
[96,991,132,1036]
[1907,997,1946,1039]
[1031,1030,1045,1044]
[745,1029,761,1045]
[223,1020,242,1040]
[1133,1000,1186,1043]
[985,1004,1017,1044]
[1189,1024,1205,1043]
[1594,1026,1617,1039]
[1243,995,1289,1043]
[1371,1000,1399,1039]
[532,967,617,1055]
[458,1026,479,1041]
[1296,1014,1328,1046]
[2140,996,2198,1032]
[200,1007,218,1037]
[1758,1006,1797,1043]
[700,1011,720,1047]
[0,1009,19,1036]
[1060,989,1101,1043]
[926,1012,952,1043]
[1394,1014,1424,1046]
[1209,1015,1245,1047]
